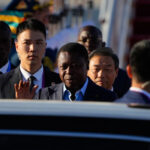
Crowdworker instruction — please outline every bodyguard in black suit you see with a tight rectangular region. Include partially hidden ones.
[0,66,60,98]
[0,19,61,99]
[115,40,150,104]
[15,42,117,101]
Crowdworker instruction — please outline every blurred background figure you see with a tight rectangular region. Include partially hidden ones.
[0,21,13,74]
[0,9,26,67]
[77,25,104,54]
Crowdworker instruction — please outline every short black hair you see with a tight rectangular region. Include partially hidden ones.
[56,42,89,67]
[0,21,11,33]
[16,18,46,39]
[89,47,119,69]
[130,40,150,82]
[78,25,102,38]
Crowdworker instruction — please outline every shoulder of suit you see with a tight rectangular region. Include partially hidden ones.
[0,68,16,78]
[40,82,63,91]
[49,82,63,89]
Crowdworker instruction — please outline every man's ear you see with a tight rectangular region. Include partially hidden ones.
[15,40,19,53]
[126,65,132,79]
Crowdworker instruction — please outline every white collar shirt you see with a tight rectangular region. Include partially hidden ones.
[20,65,43,92]
[63,78,89,101]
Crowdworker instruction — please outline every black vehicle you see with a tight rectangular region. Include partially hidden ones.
[0,100,150,150]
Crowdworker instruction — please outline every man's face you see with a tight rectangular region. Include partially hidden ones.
[88,55,118,90]
[15,29,46,71]
[57,51,88,92]
[0,30,11,68]
[78,30,102,54]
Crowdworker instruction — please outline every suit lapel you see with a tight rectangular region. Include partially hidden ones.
[53,83,64,100]
[9,67,22,98]
[84,78,100,101]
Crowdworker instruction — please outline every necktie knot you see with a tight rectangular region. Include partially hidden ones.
[28,76,36,91]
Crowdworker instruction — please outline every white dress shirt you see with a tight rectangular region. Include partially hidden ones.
[63,78,89,101]
[20,65,43,92]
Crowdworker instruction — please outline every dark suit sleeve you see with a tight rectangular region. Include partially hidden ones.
[0,69,20,99]
[107,91,117,101]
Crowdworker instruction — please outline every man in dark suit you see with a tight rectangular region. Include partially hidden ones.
[77,25,131,97]
[15,42,117,101]
[0,19,61,99]
[115,40,150,104]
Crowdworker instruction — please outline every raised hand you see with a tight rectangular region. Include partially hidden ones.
[14,80,38,99]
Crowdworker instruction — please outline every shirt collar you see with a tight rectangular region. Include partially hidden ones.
[130,87,150,99]
[63,78,89,96]
[0,62,9,73]
[20,65,43,81]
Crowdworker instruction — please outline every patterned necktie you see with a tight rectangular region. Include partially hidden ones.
[28,76,36,92]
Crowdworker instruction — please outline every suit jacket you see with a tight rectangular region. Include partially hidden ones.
[113,68,131,98]
[115,90,150,104]
[35,78,117,102]
[0,66,61,99]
